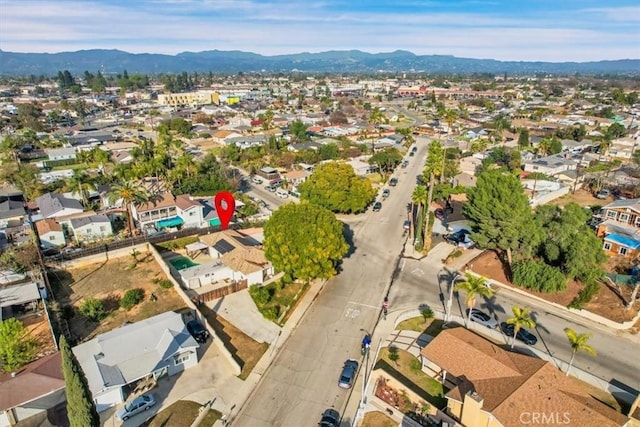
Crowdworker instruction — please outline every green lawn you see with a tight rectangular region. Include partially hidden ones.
[249,280,308,326]
[145,400,221,427]
[376,347,447,408]
[396,317,445,337]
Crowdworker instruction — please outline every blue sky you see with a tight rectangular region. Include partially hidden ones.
[1,0,639,62]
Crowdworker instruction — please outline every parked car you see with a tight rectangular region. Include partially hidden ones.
[251,176,263,184]
[186,320,209,344]
[382,188,390,199]
[409,151,415,157]
[389,178,398,186]
[596,189,611,199]
[466,308,498,329]
[265,185,277,192]
[116,394,157,421]
[401,160,409,168]
[445,229,474,249]
[338,359,359,389]
[411,146,418,153]
[372,201,382,212]
[403,220,411,230]
[500,322,538,346]
[319,408,340,427]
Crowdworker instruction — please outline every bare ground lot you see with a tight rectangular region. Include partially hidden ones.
[469,251,638,324]
[48,254,186,342]
[549,189,612,208]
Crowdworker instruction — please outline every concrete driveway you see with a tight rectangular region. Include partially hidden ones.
[208,289,281,345]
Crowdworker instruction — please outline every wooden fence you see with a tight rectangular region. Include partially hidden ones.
[193,280,248,304]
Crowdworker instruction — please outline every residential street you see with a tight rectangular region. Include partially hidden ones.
[232,139,428,427]
[391,255,640,391]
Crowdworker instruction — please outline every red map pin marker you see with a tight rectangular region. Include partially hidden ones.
[214,191,236,230]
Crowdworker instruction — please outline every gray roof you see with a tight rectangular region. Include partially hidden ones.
[527,153,577,167]
[0,281,41,308]
[70,214,110,229]
[73,311,199,395]
[0,199,25,220]
[35,193,83,218]
[602,198,640,211]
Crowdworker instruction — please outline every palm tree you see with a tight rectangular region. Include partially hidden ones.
[536,138,552,156]
[443,109,459,135]
[411,185,428,240]
[67,170,95,206]
[422,141,445,249]
[491,114,511,145]
[506,306,536,349]
[563,328,596,376]
[107,181,149,237]
[454,273,495,327]
[369,107,385,152]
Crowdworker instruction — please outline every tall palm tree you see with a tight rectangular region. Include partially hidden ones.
[67,170,96,206]
[422,141,445,249]
[491,114,511,145]
[369,107,385,152]
[537,138,552,156]
[563,328,596,376]
[411,185,428,240]
[454,273,495,327]
[506,306,536,349]
[107,181,149,237]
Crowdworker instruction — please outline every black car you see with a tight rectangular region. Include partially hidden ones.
[372,201,382,212]
[500,322,538,346]
[319,408,340,427]
[389,178,398,186]
[445,229,469,244]
[186,320,209,344]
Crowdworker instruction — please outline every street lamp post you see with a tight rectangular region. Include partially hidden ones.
[445,273,462,324]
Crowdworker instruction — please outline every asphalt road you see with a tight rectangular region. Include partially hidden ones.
[232,140,428,427]
[391,256,640,391]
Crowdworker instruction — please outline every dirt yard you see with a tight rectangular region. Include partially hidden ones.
[468,251,639,324]
[48,253,186,342]
[549,189,612,208]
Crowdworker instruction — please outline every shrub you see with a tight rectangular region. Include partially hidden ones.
[79,297,106,322]
[262,306,280,321]
[410,358,422,374]
[120,288,145,310]
[512,261,567,293]
[568,281,600,309]
[158,279,173,289]
[155,236,199,251]
[249,285,272,306]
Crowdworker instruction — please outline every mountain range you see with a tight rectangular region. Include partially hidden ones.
[0,49,639,76]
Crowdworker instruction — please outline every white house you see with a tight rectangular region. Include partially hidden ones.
[523,153,578,176]
[178,260,237,289]
[45,147,76,161]
[175,195,204,229]
[73,311,200,412]
[70,214,113,243]
[35,219,65,248]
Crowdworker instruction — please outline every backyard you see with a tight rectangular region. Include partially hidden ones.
[48,252,187,342]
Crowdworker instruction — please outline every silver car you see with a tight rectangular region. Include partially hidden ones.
[466,309,498,329]
[116,394,156,421]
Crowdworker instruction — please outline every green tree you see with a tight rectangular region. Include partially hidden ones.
[298,162,375,214]
[0,318,37,372]
[60,335,100,427]
[290,120,309,142]
[563,328,596,376]
[422,141,446,249]
[518,128,530,148]
[107,181,149,236]
[420,307,434,324]
[490,113,511,144]
[263,202,348,282]
[463,170,534,267]
[454,273,495,327]
[605,123,627,139]
[79,297,106,322]
[443,108,459,134]
[411,185,428,242]
[506,306,536,349]
[368,148,403,179]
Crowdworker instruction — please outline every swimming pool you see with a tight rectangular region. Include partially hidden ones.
[169,256,200,270]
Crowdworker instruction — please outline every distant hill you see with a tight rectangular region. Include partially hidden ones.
[0,49,638,76]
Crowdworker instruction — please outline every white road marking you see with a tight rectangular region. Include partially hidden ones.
[401,260,406,271]
[345,308,361,318]
[347,302,380,310]
[411,268,425,276]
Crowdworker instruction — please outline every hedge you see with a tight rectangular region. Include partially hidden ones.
[512,260,567,294]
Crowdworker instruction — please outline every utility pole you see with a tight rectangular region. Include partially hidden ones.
[445,273,462,325]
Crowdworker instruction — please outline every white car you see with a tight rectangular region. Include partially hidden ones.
[251,176,264,184]
[466,309,498,329]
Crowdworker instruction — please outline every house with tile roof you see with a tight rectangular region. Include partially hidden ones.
[198,229,273,285]
[596,198,640,259]
[0,352,66,426]
[420,327,629,427]
[35,219,65,248]
[131,192,205,232]
[72,311,199,412]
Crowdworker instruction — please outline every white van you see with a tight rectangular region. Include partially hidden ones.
[276,188,289,199]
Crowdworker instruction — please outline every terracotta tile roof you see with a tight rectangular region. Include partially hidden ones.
[175,194,200,210]
[0,352,64,411]
[421,328,628,427]
[35,218,62,234]
[199,229,259,250]
[284,170,308,180]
